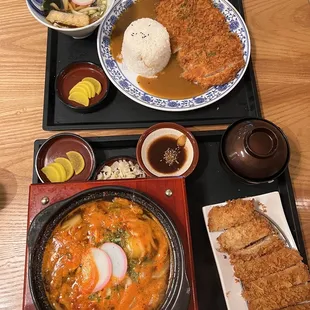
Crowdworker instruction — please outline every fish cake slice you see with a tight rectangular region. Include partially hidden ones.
[248,283,310,310]
[243,262,310,300]
[208,199,255,232]
[217,215,272,253]
[230,235,285,263]
[234,247,303,283]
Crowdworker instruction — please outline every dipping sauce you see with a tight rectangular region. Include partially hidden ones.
[110,0,204,99]
[147,136,187,174]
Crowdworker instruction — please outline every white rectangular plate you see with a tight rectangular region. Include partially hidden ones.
[202,191,297,310]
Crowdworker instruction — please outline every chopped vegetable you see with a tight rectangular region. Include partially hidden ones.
[54,157,74,181]
[66,151,85,175]
[82,77,102,95]
[61,213,82,231]
[68,91,89,107]
[97,160,146,180]
[41,165,61,183]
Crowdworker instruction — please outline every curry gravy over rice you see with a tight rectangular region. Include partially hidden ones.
[110,0,204,99]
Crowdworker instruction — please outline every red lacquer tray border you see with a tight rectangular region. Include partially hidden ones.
[23,177,198,310]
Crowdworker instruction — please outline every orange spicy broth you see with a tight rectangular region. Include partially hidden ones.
[110,0,204,100]
[42,198,170,309]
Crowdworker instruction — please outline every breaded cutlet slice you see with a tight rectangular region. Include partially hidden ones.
[217,215,272,253]
[234,247,303,283]
[282,303,310,309]
[230,235,285,263]
[243,262,310,300]
[208,199,255,232]
[248,283,310,310]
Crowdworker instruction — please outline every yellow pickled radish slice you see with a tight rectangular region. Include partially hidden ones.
[54,157,74,181]
[48,162,67,182]
[75,82,92,98]
[81,80,95,98]
[41,165,61,183]
[82,77,102,95]
[69,85,88,97]
[66,151,85,175]
[68,92,89,107]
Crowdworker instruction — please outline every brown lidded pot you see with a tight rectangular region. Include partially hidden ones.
[219,118,290,184]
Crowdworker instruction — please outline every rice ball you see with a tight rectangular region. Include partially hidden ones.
[121,18,171,77]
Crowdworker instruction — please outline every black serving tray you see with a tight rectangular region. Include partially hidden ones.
[43,0,261,131]
[32,131,306,309]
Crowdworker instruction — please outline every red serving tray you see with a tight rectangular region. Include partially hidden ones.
[23,177,198,310]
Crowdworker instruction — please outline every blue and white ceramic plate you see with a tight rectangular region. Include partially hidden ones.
[97,0,251,112]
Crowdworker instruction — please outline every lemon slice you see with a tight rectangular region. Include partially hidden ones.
[66,151,85,175]
[69,86,88,98]
[54,157,74,181]
[48,163,67,182]
[81,80,96,98]
[41,165,61,183]
[68,92,89,107]
[82,77,102,95]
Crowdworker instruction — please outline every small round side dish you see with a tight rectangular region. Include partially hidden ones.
[35,133,96,183]
[56,62,110,113]
[136,123,199,178]
[220,118,290,184]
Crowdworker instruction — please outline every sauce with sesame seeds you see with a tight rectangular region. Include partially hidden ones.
[110,0,204,99]
[147,136,187,173]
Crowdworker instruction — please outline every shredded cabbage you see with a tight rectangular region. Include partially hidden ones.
[97,160,146,180]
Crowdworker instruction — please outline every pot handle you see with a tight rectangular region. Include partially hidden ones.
[174,271,191,310]
[27,200,66,253]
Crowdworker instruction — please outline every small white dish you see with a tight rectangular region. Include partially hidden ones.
[202,191,297,310]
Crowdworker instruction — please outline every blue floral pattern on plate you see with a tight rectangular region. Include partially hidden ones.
[97,0,251,112]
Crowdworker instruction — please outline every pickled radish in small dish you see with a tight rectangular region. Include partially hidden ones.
[100,243,128,280]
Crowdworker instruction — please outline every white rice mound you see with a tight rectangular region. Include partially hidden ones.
[121,18,171,77]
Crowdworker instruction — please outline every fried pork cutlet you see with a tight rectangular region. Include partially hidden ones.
[282,303,310,309]
[217,216,272,253]
[230,235,285,263]
[234,248,303,283]
[208,199,255,232]
[242,262,310,300]
[155,0,245,89]
[248,283,310,310]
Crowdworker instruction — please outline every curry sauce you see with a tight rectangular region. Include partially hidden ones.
[110,0,204,99]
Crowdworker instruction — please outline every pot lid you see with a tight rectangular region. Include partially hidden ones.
[222,118,290,180]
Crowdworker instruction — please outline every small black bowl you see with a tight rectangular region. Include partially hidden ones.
[35,133,96,183]
[219,117,290,184]
[55,62,110,113]
[27,186,190,310]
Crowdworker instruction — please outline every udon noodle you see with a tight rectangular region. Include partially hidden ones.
[42,197,170,309]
